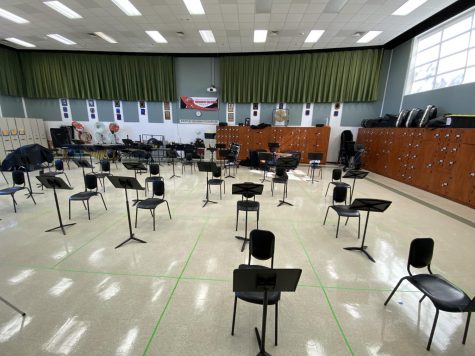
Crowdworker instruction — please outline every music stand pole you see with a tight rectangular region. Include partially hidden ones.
[115,186,146,249]
[170,156,180,179]
[0,296,26,316]
[203,170,217,207]
[255,288,270,356]
[277,184,292,207]
[344,211,374,262]
[235,197,250,252]
[21,156,43,199]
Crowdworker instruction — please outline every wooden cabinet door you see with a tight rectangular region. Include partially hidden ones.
[446,144,475,203]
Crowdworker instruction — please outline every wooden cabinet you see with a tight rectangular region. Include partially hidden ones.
[216,126,331,163]
[357,128,475,208]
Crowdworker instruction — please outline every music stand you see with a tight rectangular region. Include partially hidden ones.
[197,161,218,207]
[107,175,147,249]
[258,152,274,183]
[123,161,147,205]
[343,198,392,263]
[167,148,180,179]
[36,176,75,235]
[19,155,43,199]
[72,158,94,178]
[306,152,323,184]
[232,183,264,253]
[233,268,302,356]
[343,170,369,202]
[275,156,298,207]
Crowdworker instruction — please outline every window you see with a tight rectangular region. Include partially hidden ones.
[405,6,475,94]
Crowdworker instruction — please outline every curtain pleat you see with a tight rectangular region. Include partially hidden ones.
[0,47,25,97]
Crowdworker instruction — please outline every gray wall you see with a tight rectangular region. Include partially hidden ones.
[0,95,25,117]
[24,98,61,121]
[70,100,88,122]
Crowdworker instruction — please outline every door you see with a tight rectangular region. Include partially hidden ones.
[446,144,475,205]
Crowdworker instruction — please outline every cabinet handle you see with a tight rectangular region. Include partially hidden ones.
[470,172,475,177]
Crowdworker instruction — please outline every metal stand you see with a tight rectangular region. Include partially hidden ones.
[255,289,271,356]
[115,186,147,249]
[198,161,218,207]
[343,211,374,262]
[225,161,237,179]
[235,204,250,252]
[170,157,180,179]
[0,296,26,316]
[203,170,217,207]
[277,184,292,207]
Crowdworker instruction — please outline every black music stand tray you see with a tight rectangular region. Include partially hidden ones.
[36,176,75,235]
[275,156,297,207]
[343,170,369,202]
[233,268,302,356]
[197,161,218,207]
[343,198,392,263]
[72,158,94,178]
[108,175,147,249]
[232,183,264,253]
[306,153,323,184]
[123,161,148,205]
[258,152,274,183]
[0,296,26,317]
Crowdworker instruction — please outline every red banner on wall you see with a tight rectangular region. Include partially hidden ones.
[180,96,219,111]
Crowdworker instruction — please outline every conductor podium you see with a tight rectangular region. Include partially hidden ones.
[108,176,147,249]
[233,268,302,356]
[36,176,75,235]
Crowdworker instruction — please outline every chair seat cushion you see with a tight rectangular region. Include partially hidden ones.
[237,200,260,211]
[208,179,223,185]
[95,173,110,178]
[70,191,97,200]
[331,205,360,217]
[272,177,287,183]
[0,187,24,195]
[137,198,165,209]
[332,182,350,188]
[42,172,61,177]
[236,264,281,305]
[145,176,163,183]
[409,274,472,312]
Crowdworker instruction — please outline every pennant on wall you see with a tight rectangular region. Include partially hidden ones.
[59,98,71,120]
[87,99,97,120]
[113,100,123,121]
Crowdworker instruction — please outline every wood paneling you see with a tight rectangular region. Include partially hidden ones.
[357,127,475,208]
[216,126,331,163]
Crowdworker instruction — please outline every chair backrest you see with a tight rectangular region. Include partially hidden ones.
[149,163,160,176]
[185,152,193,161]
[213,167,222,178]
[100,160,110,172]
[107,150,114,159]
[153,180,165,197]
[407,238,434,275]
[12,170,25,186]
[333,186,347,204]
[84,174,98,191]
[55,159,64,171]
[275,167,287,178]
[249,229,275,267]
[332,168,342,181]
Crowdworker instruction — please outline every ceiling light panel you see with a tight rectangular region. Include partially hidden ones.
[199,30,215,43]
[0,8,29,24]
[111,0,142,16]
[392,0,428,16]
[183,0,205,15]
[47,33,76,45]
[145,31,167,43]
[357,31,382,43]
[94,32,117,44]
[305,30,325,43]
[44,1,82,19]
[5,37,36,48]
[254,30,267,43]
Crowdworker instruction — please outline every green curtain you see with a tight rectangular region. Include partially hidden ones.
[221,49,384,103]
[0,47,25,97]
[19,52,176,101]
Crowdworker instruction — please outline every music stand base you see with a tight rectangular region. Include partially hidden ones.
[254,327,271,356]
[115,234,147,249]
[277,200,293,207]
[45,223,76,235]
[202,199,217,208]
[235,235,249,252]
[343,246,375,263]
[170,174,181,179]
[0,296,26,316]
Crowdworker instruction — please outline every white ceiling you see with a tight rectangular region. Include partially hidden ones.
[0,0,460,53]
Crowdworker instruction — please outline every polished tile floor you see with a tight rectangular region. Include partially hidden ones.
[0,160,474,355]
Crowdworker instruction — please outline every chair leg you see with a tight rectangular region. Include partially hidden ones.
[235,208,239,231]
[323,206,331,225]
[99,193,107,210]
[11,195,17,213]
[135,207,138,228]
[427,308,439,351]
[463,312,471,344]
[357,215,361,239]
[257,209,259,229]
[336,216,340,238]
[152,209,156,231]
[219,184,222,200]
[325,183,331,196]
[86,200,90,220]
[224,181,225,194]
[384,277,408,305]
[231,296,237,336]
[82,200,87,210]
[275,302,278,346]
[345,217,349,226]
[63,172,71,186]
[419,295,426,303]
[69,199,71,219]
[165,201,172,219]
[271,181,274,196]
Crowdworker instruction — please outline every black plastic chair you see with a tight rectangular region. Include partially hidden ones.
[106,150,118,169]
[208,167,225,199]
[0,171,36,212]
[325,168,351,197]
[307,152,323,179]
[384,238,475,351]
[236,191,260,231]
[231,229,280,346]
[271,167,288,197]
[144,164,163,196]
[323,186,360,239]
[42,159,71,186]
[181,152,195,174]
[135,180,171,231]
[95,160,112,191]
[69,174,107,220]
